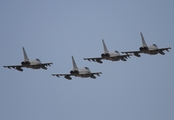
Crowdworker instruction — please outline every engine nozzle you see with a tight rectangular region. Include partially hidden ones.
[139,47,148,51]
[70,70,79,75]
[101,53,110,58]
[21,61,30,66]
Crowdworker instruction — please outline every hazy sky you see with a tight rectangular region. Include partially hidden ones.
[1,0,174,120]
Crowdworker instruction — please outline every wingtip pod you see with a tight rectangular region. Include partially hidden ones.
[97,72,102,76]
[49,62,53,66]
[167,47,171,52]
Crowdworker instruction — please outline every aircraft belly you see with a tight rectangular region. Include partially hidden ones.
[106,57,119,61]
[28,64,41,69]
[146,50,158,55]
[112,58,120,61]
[149,52,158,55]
[77,74,90,78]
[29,66,40,69]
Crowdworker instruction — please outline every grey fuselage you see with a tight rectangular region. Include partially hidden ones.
[21,59,47,69]
[70,67,95,78]
[101,51,125,61]
[140,44,160,55]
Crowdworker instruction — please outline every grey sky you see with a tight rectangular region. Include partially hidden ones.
[1,0,174,120]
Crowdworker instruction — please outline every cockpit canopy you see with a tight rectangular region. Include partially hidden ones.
[36,58,41,62]
[85,67,89,70]
[153,44,157,47]
[115,50,119,53]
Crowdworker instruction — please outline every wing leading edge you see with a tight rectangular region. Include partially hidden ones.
[83,57,103,63]
[122,51,141,57]
[3,65,23,71]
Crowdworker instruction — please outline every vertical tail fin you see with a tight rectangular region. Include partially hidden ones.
[102,39,109,53]
[140,32,147,46]
[22,47,29,61]
[72,56,78,70]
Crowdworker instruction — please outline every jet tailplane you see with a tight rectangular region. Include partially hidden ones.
[102,39,109,53]
[22,47,29,61]
[72,56,78,70]
[140,32,147,47]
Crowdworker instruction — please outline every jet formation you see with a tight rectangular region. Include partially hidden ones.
[3,32,171,80]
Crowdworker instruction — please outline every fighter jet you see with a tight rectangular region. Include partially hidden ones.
[52,56,102,80]
[121,32,171,57]
[3,47,53,71]
[83,39,131,64]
